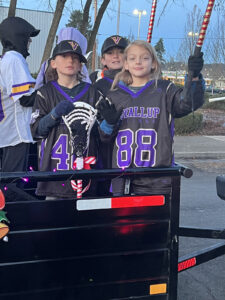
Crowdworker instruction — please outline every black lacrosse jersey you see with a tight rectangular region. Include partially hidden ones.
[93,68,122,169]
[31,81,99,198]
[105,78,204,195]
[93,69,122,196]
[93,69,120,96]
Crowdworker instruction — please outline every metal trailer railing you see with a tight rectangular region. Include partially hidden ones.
[0,166,224,300]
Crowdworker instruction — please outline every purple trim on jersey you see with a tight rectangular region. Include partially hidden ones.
[118,80,154,98]
[104,77,113,84]
[51,81,72,101]
[10,81,35,97]
[51,81,90,103]
[12,81,35,88]
[0,93,4,122]
[10,90,30,97]
[73,83,90,101]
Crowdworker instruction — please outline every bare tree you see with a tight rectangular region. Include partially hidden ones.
[205,13,225,83]
[176,5,202,62]
[39,0,110,68]
[156,0,225,29]
[220,21,225,63]
[8,0,17,17]
[80,0,92,36]
[207,14,225,64]
[41,0,67,65]
[82,0,111,53]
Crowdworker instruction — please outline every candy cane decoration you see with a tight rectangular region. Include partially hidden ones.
[0,189,5,210]
[147,0,157,43]
[71,156,96,199]
[0,189,10,241]
[194,0,215,55]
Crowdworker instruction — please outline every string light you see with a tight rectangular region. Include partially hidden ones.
[0,165,35,191]
[22,177,29,183]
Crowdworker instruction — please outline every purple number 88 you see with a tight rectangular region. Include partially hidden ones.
[116,129,157,168]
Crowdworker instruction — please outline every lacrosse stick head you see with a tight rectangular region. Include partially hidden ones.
[63,102,97,157]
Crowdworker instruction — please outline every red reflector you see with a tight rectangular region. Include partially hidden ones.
[77,195,165,211]
[178,257,196,272]
[111,195,165,208]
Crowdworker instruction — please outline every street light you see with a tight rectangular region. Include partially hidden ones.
[117,0,121,35]
[133,9,147,40]
[188,31,199,55]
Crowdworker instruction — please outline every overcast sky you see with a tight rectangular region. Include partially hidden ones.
[2,0,219,60]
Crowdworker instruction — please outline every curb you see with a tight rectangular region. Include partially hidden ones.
[175,152,225,159]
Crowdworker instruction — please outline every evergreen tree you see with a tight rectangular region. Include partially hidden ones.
[66,10,92,40]
[154,38,165,63]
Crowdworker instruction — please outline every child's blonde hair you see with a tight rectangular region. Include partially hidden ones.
[112,40,162,89]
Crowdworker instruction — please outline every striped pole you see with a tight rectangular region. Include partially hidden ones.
[194,0,215,55]
[147,0,157,43]
[71,156,96,199]
[76,180,83,198]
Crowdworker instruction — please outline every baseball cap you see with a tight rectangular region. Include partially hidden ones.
[101,35,128,55]
[52,40,87,63]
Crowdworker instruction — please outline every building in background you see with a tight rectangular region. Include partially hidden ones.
[0,6,54,74]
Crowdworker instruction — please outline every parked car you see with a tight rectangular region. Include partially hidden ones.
[205,87,224,94]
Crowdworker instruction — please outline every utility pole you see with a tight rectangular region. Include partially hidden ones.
[92,0,97,72]
[8,0,17,17]
[117,0,121,35]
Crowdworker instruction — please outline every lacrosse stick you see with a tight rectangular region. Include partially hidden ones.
[62,102,97,198]
[95,89,112,108]
[193,0,215,56]
[147,0,158,43]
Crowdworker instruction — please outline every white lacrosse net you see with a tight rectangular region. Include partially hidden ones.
[62,101,97,157]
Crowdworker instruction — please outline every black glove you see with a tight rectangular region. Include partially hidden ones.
[53,100,74,118]
[97,98,122,125]
[188,52,204,78]
[19,90,37,107]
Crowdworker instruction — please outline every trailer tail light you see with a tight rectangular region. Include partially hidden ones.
[77,195,165,211]
[149,283,167,295]
[178,257,196,272]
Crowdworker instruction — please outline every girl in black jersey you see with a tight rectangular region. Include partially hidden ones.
[98,40,205,196]
[31,40,99,199]
[91,35,128,196]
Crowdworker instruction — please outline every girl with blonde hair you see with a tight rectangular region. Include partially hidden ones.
[112,40,161,89]
[97,40,205,196]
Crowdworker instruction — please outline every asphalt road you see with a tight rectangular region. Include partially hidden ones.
[176,158,225,300]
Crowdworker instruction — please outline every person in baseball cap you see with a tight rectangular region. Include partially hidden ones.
[35,28,91,90]
[89,35,128,198]
[90,35,128,84]
[30,38,100,200]
[51,40,87,63]
[101,35,128,55]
